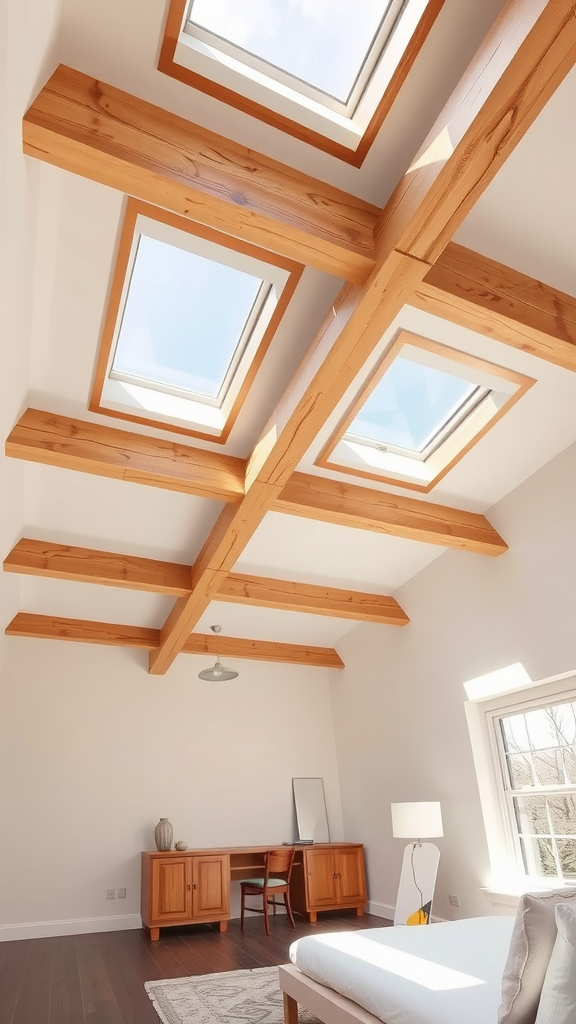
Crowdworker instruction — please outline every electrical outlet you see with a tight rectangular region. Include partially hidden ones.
[449,894,461,907]
[117,887,126,899]
[106,888,116,900]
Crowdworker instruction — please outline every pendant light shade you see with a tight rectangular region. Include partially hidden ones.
[198,625,239,681]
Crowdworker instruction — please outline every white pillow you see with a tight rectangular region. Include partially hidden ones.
[498,888,576,1024]
[534,903,576,1024]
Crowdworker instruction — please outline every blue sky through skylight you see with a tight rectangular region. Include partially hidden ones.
[348,356,479,452]
[112,235,263,400]
[189,0,390,103]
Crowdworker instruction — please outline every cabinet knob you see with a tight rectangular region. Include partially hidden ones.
[187,884,191,891]
[193,883,197,890]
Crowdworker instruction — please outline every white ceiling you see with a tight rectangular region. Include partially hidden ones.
[455,65,576,296]
[3,0,576,660]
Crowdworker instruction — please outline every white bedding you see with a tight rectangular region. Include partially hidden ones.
[289,917,514,1024]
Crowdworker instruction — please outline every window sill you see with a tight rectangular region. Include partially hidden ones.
[481,881,575,913]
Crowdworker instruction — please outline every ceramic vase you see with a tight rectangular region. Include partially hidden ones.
[154,817,173,851]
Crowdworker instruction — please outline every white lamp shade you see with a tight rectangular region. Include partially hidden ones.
[391,801,443,839]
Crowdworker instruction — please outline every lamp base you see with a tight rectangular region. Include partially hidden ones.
[393,842,440,926]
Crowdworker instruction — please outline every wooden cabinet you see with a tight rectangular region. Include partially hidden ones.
[191,854,229,919]
[291,843,367,923]
[141,843,365,937]
[141,851,230,940]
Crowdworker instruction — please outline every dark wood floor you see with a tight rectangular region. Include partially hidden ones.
[0,911,388,1024]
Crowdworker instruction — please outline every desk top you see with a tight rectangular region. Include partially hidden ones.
[142,842,362,857]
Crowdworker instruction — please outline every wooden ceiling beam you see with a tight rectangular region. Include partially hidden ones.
[4,411,508,555]
[182,633,344,668]
[149,0,576,674]
[3,539,409,625]
[374,0,576,265]
[5,613,343,668]
[22,65,379,284]
[214,573,409,626]
[5,409,246,503]
[414,242,576,372]
[278,474,508,556]
[3,539,192,596]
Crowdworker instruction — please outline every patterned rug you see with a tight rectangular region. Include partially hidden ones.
[145,965,320,1024]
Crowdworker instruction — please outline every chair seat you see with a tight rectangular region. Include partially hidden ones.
[241,877,287,888]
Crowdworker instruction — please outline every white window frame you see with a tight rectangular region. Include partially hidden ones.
[173,0,432,152]
[330,341,516,488]
[187,0,406,114]
[99,212,290,437]
[465,671,576,894]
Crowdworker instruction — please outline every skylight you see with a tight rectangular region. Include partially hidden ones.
[163,0,442,162]
[91,199,301,441]
[316,332,535,492]
[188,0,394,106]
[347,356,483,457]
[111,234,265,404]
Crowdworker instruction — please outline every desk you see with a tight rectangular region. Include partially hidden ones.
[141,843,366,940]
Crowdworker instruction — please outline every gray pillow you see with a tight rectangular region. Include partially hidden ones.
[498,888,576,1024]
[534,903,576,1024]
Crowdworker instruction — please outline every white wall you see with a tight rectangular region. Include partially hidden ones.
[331,440,576,922]
[0,639,343,937]
[0,1,61,672]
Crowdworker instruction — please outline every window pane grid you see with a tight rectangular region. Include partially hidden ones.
[497,700,576,881]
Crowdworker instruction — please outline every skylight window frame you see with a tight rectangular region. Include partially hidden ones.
[316,332,535,493]
[90,199,303,443]
[345,380,490,462]
[108,277,273,410]
[185,0,406,116]
[158,0,446,166]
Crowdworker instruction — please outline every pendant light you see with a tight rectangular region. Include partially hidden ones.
[198,625,239,681]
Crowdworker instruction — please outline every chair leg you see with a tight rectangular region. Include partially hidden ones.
[264,891,270,936]
[240,889,245,931]
[284,891,296,929]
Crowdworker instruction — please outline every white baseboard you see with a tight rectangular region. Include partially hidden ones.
[0,913,142,942]
[366,900,394,919]
[366,900,445,924]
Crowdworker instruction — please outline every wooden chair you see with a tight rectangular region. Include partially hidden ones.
[240,848,296,935]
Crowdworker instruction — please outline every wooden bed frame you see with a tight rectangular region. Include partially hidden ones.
[279,964,385,1024]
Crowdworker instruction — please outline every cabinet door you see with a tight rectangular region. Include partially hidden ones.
[335,847,366,904]
[191,855,230,919]
[304,849,337,908]
[150,857,192,923]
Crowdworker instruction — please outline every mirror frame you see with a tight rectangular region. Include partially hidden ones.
[292,777,330,843]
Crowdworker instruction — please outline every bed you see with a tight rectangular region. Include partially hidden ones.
[279,917,515,1024]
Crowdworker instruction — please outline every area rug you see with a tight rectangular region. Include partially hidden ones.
[145,965,320,1024]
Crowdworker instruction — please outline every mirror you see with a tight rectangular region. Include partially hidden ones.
[292,777,330,843]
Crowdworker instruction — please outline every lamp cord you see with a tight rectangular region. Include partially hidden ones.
[410,842,424,917]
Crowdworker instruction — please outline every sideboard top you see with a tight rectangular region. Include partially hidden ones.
[142,842,363,857]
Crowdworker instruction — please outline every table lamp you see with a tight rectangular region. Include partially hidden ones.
[391,801,443,926]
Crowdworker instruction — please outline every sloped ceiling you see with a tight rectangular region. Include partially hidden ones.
[3,0,576,673]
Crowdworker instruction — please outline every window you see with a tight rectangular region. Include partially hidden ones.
[466,672,576,890]
[111,233,269,403]
[90,199,302,441]
[187,0,398,110]
[498,700,576,882]
[316,332,535,492]
[345,355,487,459]
[158,0,445,164]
